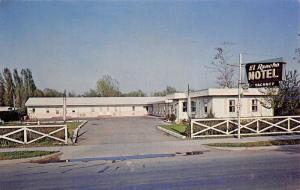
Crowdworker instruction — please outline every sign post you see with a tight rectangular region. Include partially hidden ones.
[237,54,242,139]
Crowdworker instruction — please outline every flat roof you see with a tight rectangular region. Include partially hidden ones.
[190,88,267,98]
[25,97,167,107]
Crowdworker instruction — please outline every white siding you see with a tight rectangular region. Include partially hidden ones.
[27,105,150,120]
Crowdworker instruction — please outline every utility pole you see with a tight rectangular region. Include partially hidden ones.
[63,90,67,122]
[237,53,242,139]
[187,84,191,120]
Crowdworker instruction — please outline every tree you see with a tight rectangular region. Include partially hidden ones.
[26,69,36,97]
[68,91,77,97]
[153,86,177,96]
[210,43,235,88]
[166,86,177,95]
[21,69,29,106]
[153,91,166,97]
[20,68,37,106]
[43,88,64,97]
[3,68,14,106]
[34,89,44,97]
[0,73,4,106]
[122,90,146,97]
[260,70,300,116]
[96,75,121,97]
[293,33,300,65]
[13,69,23,108]
[83,89,99,97]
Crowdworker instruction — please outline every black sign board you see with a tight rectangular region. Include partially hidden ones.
[245,62,285,88]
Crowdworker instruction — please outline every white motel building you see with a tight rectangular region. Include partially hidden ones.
[25,88,273,122]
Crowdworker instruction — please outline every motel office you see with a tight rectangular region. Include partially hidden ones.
[26,88,273,122]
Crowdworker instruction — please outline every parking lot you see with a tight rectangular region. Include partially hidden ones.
[77,117,177,145]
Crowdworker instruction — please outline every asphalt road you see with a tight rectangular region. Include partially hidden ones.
[1,146,300,190]
[77,117,177,145]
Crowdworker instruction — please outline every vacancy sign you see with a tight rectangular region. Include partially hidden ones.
[245,62,286,87]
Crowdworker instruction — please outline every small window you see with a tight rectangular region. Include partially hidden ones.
[229,100,235,113]
[132,106,135,111]
[182,102,187,112]
[191,101,196,112]
[204,104,208,113]
[56,110,59,114]
[32,108,35,113]
[252,99,258,112]
[46,109,49,113]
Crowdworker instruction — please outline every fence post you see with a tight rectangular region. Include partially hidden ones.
[226,120,229,135]
[190,120,193,139]
[24,127,27,144]
[64,125,68,144]
[257,119,260,134]
[288,117,291,132]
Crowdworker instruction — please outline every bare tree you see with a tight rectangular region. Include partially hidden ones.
[210,42,235,88]
[293,33,300,65]
[260,70,300,116]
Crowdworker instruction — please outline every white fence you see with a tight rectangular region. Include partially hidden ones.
[191,116,300,138]
[0,125,68,145]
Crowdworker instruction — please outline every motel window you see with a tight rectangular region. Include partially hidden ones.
[191,101,196,112]
[56,110,59,114]
[204,104,208,114]
[46,109,49,114]
[132,106,135,111]
[252,99,258,112]
[229,100,235,113]
[182,102,187,112]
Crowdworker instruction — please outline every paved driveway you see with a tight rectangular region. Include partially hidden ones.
[77,117,177,145]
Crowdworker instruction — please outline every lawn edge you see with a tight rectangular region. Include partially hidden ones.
[72,120,88,144]
[0,151,62,165]
[156,126,186,139]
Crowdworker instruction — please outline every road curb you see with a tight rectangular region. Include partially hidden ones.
[72,120,88,144]
[204,144,300,151]
[0,151,62,165]
[156,126,186,139]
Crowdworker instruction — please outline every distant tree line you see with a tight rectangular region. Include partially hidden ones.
[0,69,179,108]
[83,74,177,97]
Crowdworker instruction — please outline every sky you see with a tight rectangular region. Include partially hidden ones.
[0,0,299,95]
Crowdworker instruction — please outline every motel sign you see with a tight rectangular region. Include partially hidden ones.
[245,62,286,87]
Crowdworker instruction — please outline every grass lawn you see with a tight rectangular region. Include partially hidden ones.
[0,151,57,160]
[160,124,188,136]
[206,139,300,147]
[66,122,81,138]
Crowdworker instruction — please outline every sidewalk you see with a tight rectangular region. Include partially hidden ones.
[1,135,300,160]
